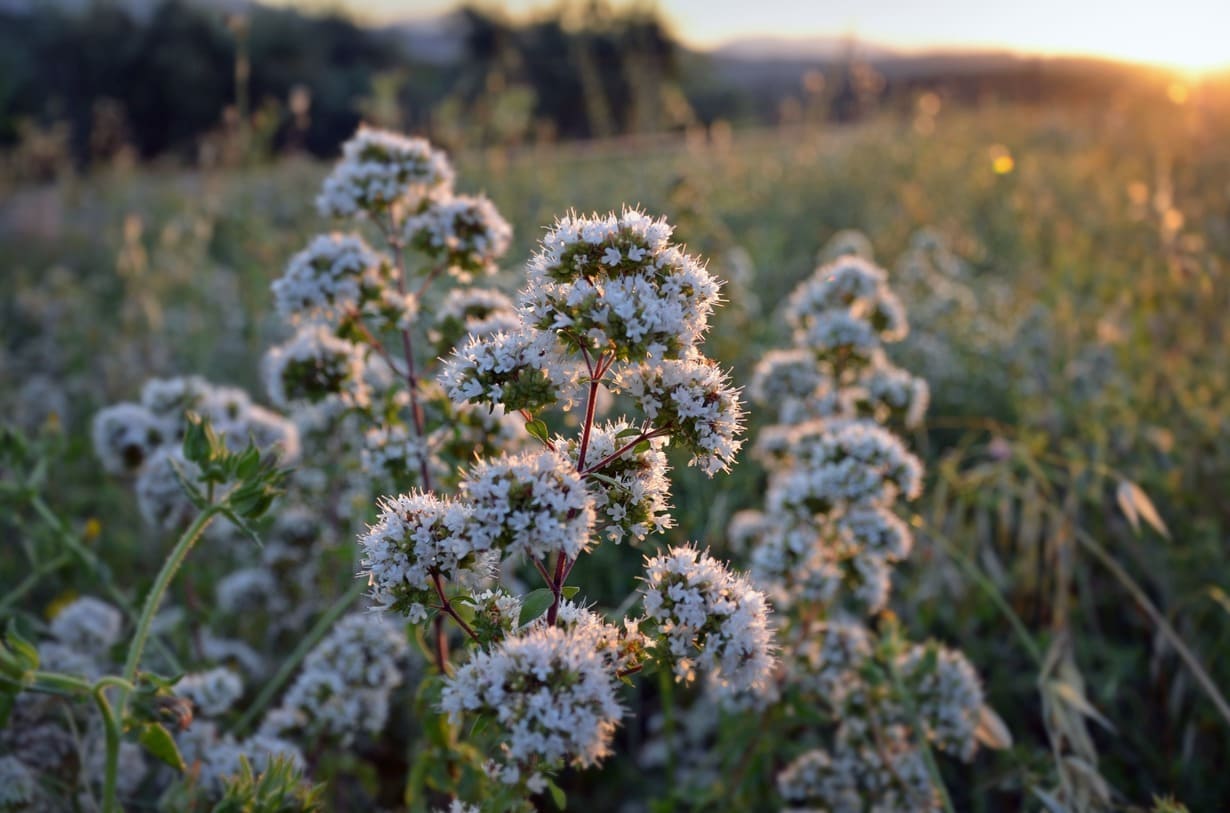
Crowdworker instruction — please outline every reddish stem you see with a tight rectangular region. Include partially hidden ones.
[582,427,671,475]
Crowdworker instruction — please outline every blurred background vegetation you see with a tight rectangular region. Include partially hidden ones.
[0,0,1206,178]
[3,0,1230,810]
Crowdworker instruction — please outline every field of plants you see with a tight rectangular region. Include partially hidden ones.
[2,90,1229,812]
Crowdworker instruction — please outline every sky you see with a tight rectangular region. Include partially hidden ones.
[273,0,1230,72]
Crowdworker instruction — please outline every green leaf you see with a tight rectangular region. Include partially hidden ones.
[182,413,211,465]
[518,589,556,627]
[235,445,262,481]
[562,586,580,600]
[2,622,39,673]
[587,472,628,493]
[219,508,263,547]
[546,778,566,811]
[138,722,186,771]
[525,419,551,445]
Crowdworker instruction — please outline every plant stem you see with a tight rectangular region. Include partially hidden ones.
[430,571,479,644]
[1073,524,1230,729]
[232,579,366,736]
[545,552,569,626]
[0,552,70,614]
[575,376,603,472]
[658,667,677,790]
[546,363,608,626]
[582,427,670,475]
[122,507,218,683]
[433,615,449,674]
[384,230,433,492]
[29,495,181,671]
[93,684,123,813]
[919,516,1043,665]
[886,658,956,813]
[95,505,219,813]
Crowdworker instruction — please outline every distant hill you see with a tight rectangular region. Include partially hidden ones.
[711,34,898,62]
[0,0,252,16]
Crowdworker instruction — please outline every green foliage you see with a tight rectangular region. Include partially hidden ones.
[212,755,324,813]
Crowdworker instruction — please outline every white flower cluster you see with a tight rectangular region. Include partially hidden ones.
[744,507,915,614]
[765,420,923,518]
[859,361,931,429]
[91,402,168,475]
[789,619,872,706]
[777,733,938,813]
[263,325,370,410]
[404,194,513,280]
[537,599,650,677]
[178,722,305,800]
[134,448,199,530]
[615,354,745,476]
[439,329,568,414]
[748,348,825,406]
[898,644,985,761]
[560,420,673,544]
[429,287,520,355]
[259,614,409,746]
[215,567,281,615]
[752,252,928,430]
[0,755,38,810]
[439,208,743,480]
[360,423,435,485]
[437,401,529,470]
[439,625,622,782]
[461,449,596,561]
[317,126,454,219]
[521,208,721,361]
[175,668,245,718]
[785,254,907,346]
[48,596,122,657]
[359,491,493,620]
[272,233,387,325]
[748,520,844,610]
[93,376,299,477]
[641,546,775,705]
[730,234,1001,809]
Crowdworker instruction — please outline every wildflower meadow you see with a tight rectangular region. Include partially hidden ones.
[3,44,1230,813]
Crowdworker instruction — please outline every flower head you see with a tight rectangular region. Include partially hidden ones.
[404,194,512,280]
[898,644,985,761]
[272,233,387,325]
[430,287,520,356]
[92,403,168,474]
[263,325,370,410]
[49,597,123,656]
[440,625,623,778]
[521,208,721,362]
[641,545,776,706]
[176,668,245,718]
[560,419,674,544]
[460,449,596,561]
[317,126,454,219]
[261,614,408,746]
[359,491,492,618]
[615,353,745,476]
